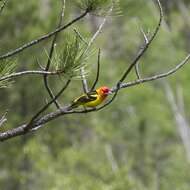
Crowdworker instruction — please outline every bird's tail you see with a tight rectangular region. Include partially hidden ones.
[68,102,79,110]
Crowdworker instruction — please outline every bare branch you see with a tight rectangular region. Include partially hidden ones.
[116,53,190,91]
[80,5,113,93]
[0,10,88,60]
[26,79,71,131]
[0,70,64,82]
[43,0,66,109]
[74,29,89,93]
[98,0,164,109]
[35,58,45,70]
[71,54,190,113]
[135,62,141,79]
[118,0,163,84]
[140,27,149,44]
[81,67,89,93]
[90,48,100,91]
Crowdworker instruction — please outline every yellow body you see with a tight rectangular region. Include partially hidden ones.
[82,90,106,107]
[71,87,109,108]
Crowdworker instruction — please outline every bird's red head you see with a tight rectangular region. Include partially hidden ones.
[98,86,111,96]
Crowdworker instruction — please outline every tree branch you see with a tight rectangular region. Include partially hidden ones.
[90,48,100,91]
[118,0,163,84]
[0,10,88,60]
[96,0,163,109]
[0,70,64,82]
[43,0,66,109]
[135,62,141,79]
[25,79,71,131]
[116,53,190,91]
[80,5,113,93]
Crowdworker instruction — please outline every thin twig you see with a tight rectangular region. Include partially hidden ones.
[95,0,163,110]
[25,79,71,131]
[0,70,64,82]
[81,67,89,93]
[140,27,149,44]
[135,62,141,79]
[118,0,163,84]
[90,48,100,91]
[35,58,45,70]
[0,10,89,60]
[117,53,190,90]
[74,28,89,93]
[43,0,66,109]
[80,5,113,93]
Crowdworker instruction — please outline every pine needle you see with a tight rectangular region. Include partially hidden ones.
[0,60,16,88]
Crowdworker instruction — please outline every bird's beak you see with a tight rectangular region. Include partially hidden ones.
[107,91,113,95]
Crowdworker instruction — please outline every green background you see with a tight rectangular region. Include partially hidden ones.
[0,0,190,189]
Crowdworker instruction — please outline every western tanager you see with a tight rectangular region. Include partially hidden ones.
[70,86,111,108]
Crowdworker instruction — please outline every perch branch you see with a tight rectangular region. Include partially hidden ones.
[26,79,71,130]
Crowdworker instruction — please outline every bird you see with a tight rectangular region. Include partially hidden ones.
[70,86,111,109]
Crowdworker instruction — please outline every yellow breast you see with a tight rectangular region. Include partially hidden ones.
[84,95,106,107]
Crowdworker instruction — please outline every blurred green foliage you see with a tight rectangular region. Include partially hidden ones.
[0,0,190,189]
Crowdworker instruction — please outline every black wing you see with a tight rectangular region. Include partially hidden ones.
[71,90,98,108]
[75,90,97,103]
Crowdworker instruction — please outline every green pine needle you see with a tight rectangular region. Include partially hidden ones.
[0,60,16,88]
[76,0,122,17]
[52,35,92,79]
